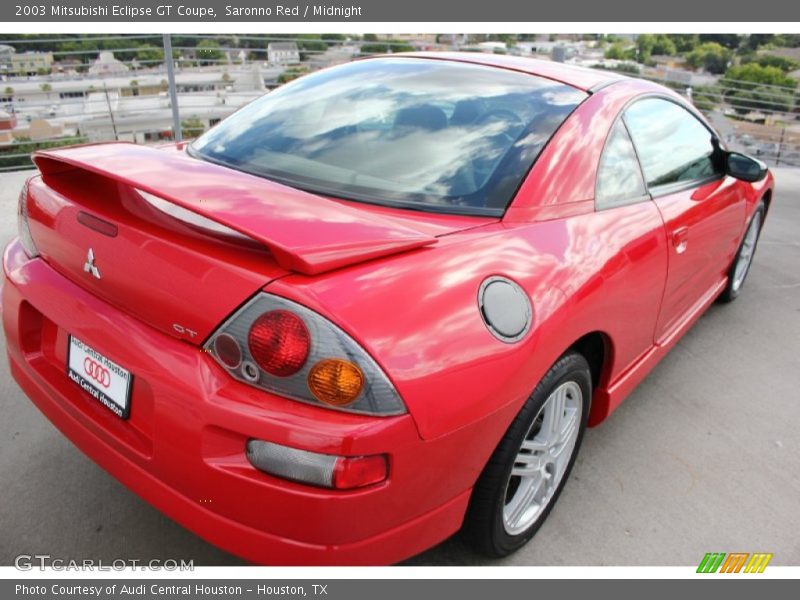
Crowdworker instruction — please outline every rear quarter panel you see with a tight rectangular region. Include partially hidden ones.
[266,203,668,443]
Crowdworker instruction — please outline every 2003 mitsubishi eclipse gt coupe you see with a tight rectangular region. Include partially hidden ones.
[3,53,772,564]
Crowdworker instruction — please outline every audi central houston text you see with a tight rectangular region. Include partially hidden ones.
[2,53,772,564]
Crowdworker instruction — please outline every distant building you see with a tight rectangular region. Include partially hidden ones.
[88,51,129,76]
[306,45,359,70]
[0,109,17,130]
[476,42,507,53]
[384,34,438,44]
[552,46,569,63]
[4,66,276,105]
[53,58,83,75]
[12,118,64,141]
[10,52,54,76]
[437,34,469,46]
[650,55,685,69]
[267,42,300,65]
[0,64,279,145]
[0,45,15,76]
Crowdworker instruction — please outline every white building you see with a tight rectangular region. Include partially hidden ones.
[267,42,300,65]
[88,51,130,76]
[76,93,253,143]
[476,41,507,53]
[3,64,280,144]
[0,44,15,77]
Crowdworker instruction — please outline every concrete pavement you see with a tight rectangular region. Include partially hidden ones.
[0,168,798,566]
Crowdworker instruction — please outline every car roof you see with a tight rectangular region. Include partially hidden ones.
[388,52,628,92]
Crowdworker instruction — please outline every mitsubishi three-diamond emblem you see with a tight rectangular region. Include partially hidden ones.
[83,248,102,280]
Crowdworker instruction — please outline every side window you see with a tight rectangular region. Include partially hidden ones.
[596,120,648,209]
[623,98,722,190]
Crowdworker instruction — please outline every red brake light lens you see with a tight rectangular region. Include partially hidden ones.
[333,455,388,490]
[247,310,310,377]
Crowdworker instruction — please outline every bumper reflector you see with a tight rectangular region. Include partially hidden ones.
[246,440,388,490]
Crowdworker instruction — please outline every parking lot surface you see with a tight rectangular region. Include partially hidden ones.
[0,168,798,566]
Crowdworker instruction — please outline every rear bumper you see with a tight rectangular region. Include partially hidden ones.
[2,239,474,565]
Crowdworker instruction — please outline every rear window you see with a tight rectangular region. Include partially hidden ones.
[190,58,586,216]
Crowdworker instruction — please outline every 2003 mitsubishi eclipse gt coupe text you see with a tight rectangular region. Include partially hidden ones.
[2,53,772,564]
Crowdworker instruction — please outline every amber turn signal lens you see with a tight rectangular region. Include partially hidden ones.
[308,359,364,406]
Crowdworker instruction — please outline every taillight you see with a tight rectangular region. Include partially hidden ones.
[248,310,309,376]
[308,358,364,406]
[246,439,388,490]
[206,293,405,416]
[332,454,388,489]
[17,178,39,258]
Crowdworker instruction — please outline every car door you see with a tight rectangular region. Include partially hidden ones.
[593,118,669,374]
[623,97,746,342]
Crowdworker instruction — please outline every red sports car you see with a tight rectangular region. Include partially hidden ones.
[2,53,772,564]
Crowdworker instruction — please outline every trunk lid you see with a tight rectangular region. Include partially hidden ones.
[26,143,448,344]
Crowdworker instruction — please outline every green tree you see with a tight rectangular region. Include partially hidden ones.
[136,44,164,64]
[181,117,205,138]
[637,34,676,61]
[39,83,52,93]
[722,64,798,113]
[691,85,721,112]
[4,86,13,96]
[360,42,414,55]
[195,39,224,65]
[604,43,633,61]
[686,42,732,74]
[729,86,795,114]
[651,34,677,56]
[723,63,798,89]
[698,34,741,50]
[296,35,328,61]
[667,34,699,53]
[277,67,309,84]
[768,34,800,48]
[744,54,800,72]
[746,34,777,50]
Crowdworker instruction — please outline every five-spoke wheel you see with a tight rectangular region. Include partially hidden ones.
[464,352,591,557]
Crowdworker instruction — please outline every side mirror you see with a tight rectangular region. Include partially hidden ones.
[726,152,768,183]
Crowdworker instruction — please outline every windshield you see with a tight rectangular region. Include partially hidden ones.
[190,58,586,216]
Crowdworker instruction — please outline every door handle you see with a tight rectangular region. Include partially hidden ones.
[672,227,689,254]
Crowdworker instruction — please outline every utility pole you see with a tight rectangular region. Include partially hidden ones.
[775,127,785,167]
[103,82,118,141]
[163,33,182,141]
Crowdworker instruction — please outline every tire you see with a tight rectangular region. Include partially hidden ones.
[718,201,765,303]
[463,351,591,557]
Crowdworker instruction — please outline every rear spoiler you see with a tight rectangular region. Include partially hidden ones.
[33,142,437,276]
